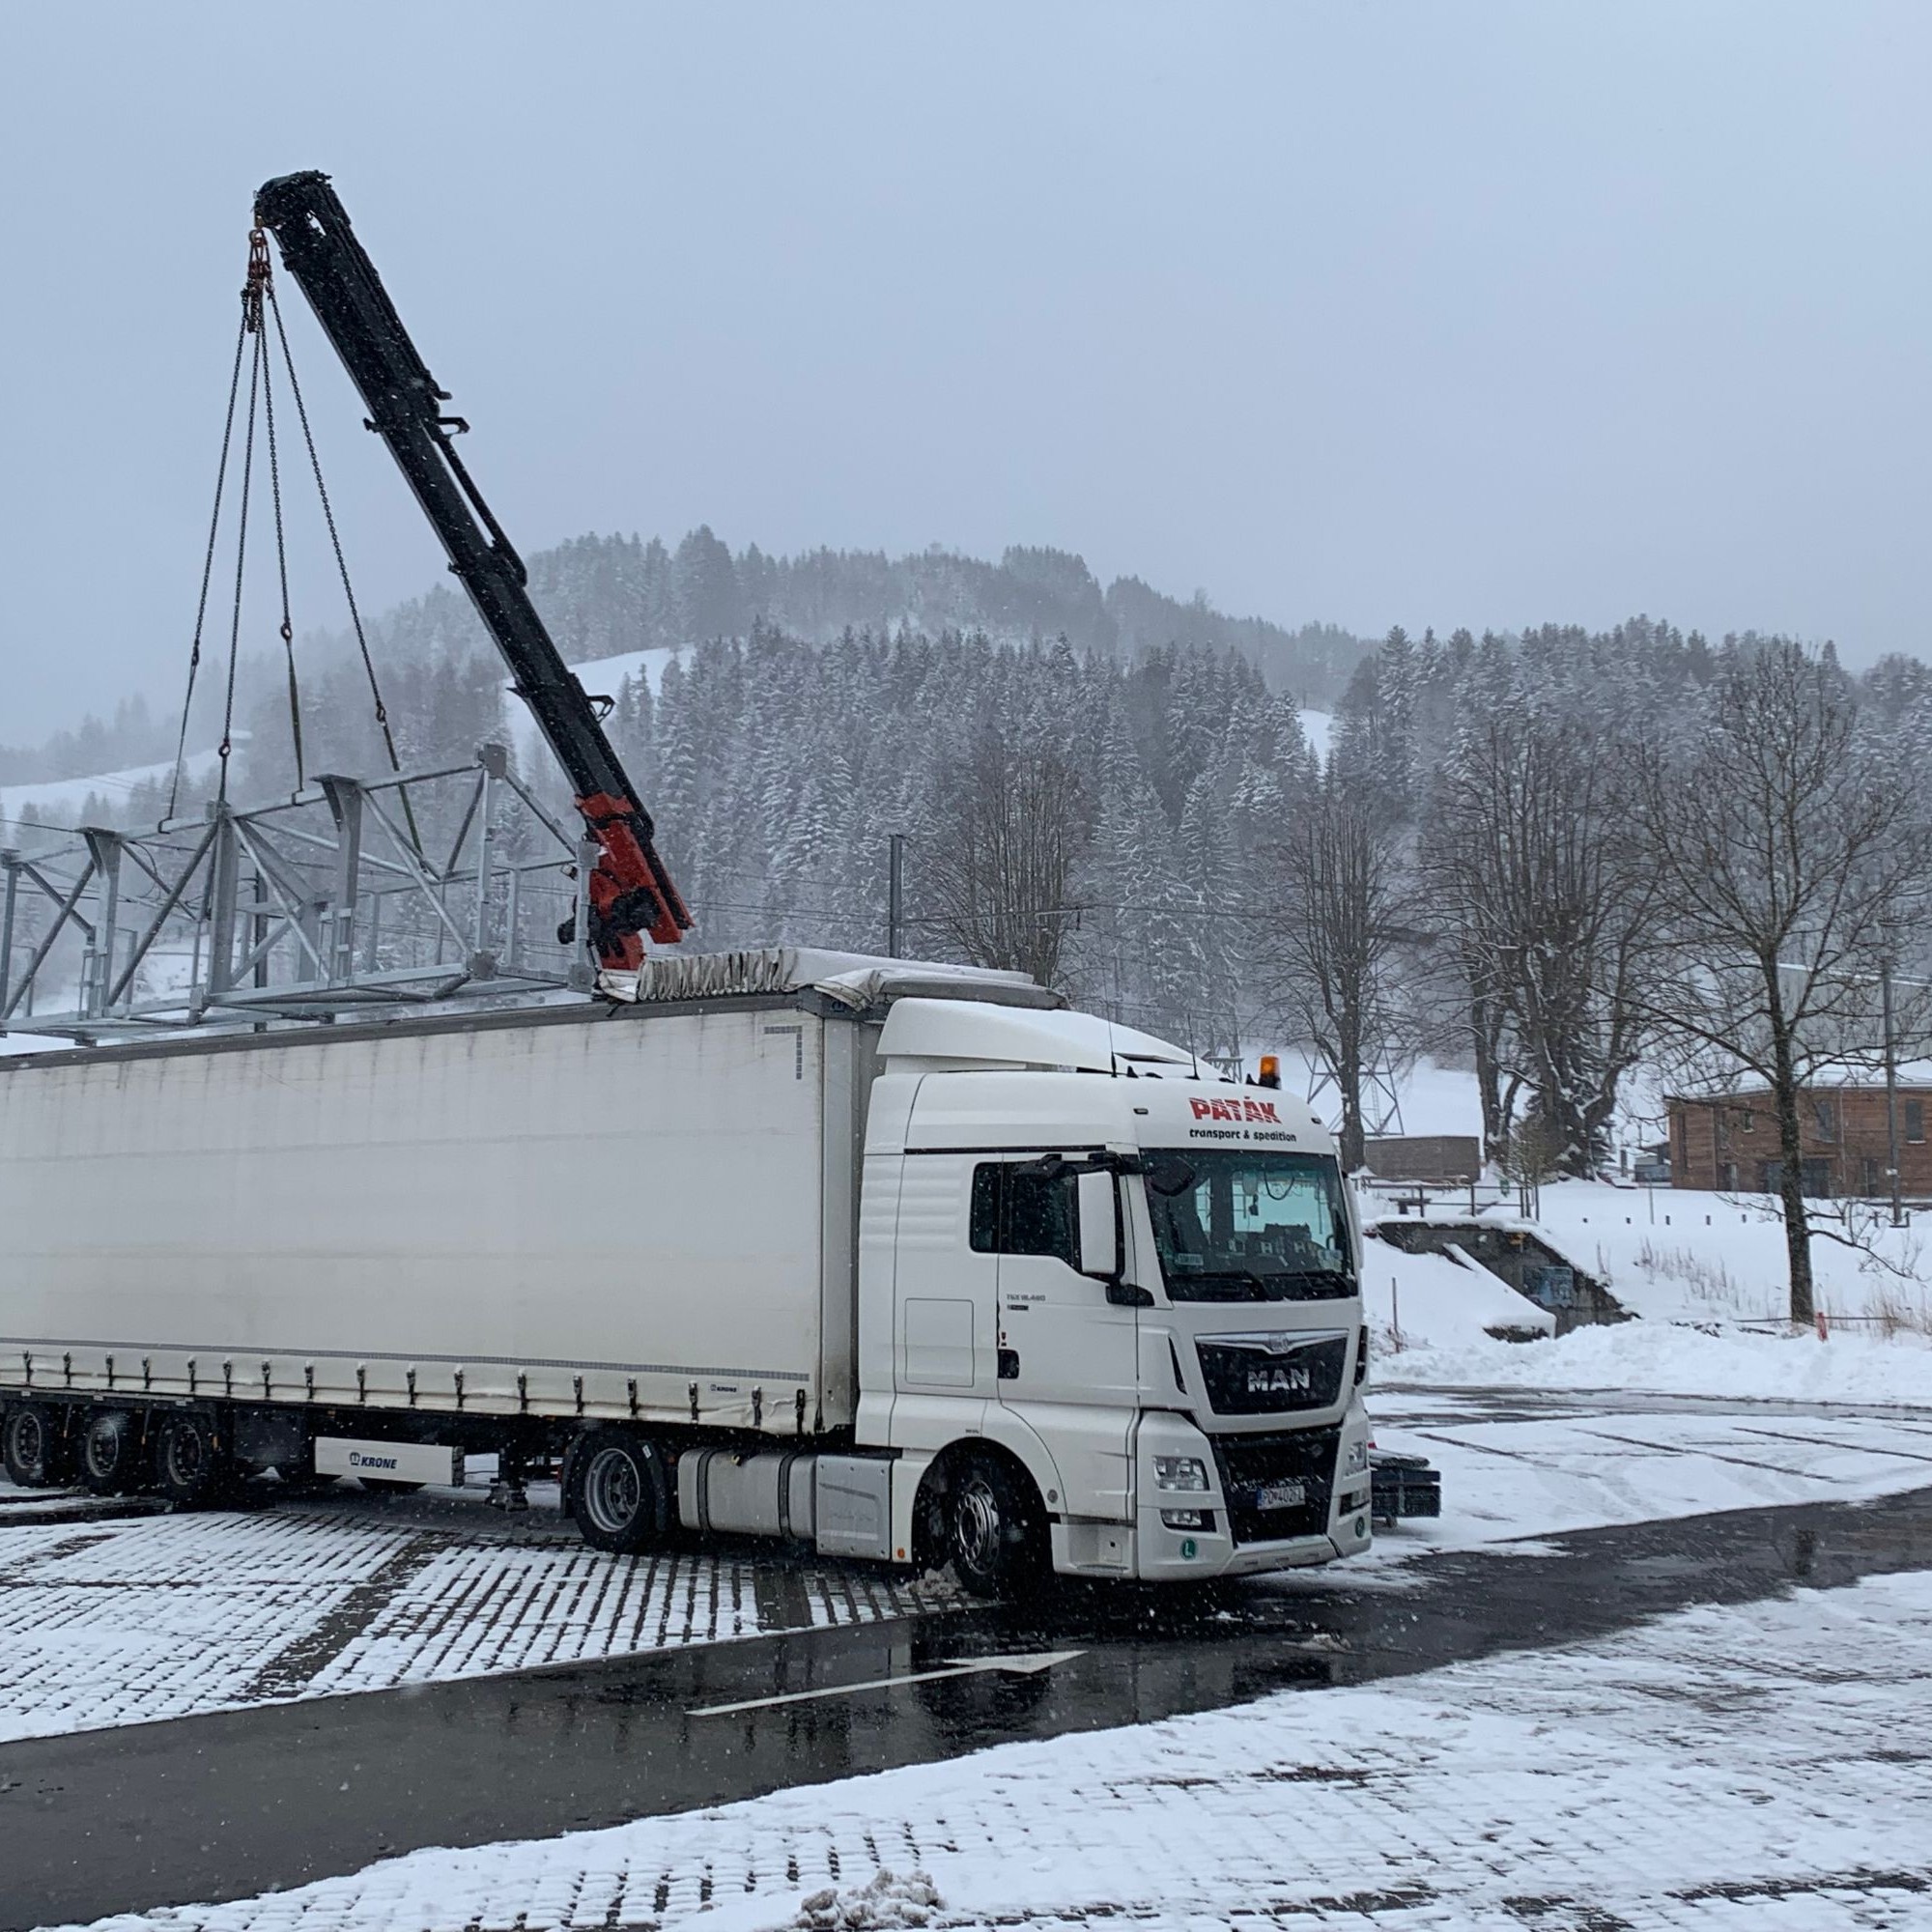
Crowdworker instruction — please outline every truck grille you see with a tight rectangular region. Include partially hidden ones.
[1195,1331,1348,1415]
[1210,1426,1340,1546]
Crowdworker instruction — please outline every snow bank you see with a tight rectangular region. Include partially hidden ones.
[1360,1241,1554,1350]
[789,1870,940,1930]
[1377,1314,1932,1407]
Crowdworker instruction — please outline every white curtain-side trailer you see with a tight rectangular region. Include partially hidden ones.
[1,954,1372,1594]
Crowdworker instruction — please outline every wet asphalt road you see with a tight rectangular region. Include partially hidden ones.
[6,1483,1932,1931]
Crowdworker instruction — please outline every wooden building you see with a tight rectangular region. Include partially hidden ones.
[1666,1083,1932,1198]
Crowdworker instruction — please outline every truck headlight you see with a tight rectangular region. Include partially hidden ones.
[1152,1455,1209,1492]
[1343,1439,1369,1477]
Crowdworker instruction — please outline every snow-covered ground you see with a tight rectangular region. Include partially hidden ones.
[51,1538,1932,1930]
[4,1402,1926,1752]
[1365,1398,1932,1551]
[0,1487,952,1747]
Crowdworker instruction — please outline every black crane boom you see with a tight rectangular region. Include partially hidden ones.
[252,170,690,969]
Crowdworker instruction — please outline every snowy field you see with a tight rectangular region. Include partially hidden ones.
[1534,1179,1932,1331]
[1359,1174,1932,1407]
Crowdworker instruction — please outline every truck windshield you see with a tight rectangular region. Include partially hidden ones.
[1143,1151,1354,1302]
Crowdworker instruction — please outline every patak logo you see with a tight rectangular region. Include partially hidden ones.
[1190,1096,1281,1123]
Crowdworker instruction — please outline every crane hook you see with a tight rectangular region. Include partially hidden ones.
[242,227,271,333]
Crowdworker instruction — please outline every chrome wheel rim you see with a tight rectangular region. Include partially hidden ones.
[954,1475,1001,1571]
[582,1446,641,1534]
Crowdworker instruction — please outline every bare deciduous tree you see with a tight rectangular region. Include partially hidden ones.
[1634,640,1932,1325]
[1426,710,1654,1176]
[921,729,1090,989]
[1267,767,1413,1170]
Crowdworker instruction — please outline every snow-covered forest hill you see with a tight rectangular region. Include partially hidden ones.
[11,526,1931,1204]
[0,531,1364,788]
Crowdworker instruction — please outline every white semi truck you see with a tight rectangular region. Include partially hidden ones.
[0,953,1372,1593]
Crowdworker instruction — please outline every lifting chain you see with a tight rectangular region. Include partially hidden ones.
[168,222,416,849]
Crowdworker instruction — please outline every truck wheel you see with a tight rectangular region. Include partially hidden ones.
[568,1434,669,1554]
[154,1413,228,1508]
[938,1449,1046,1601]
[80,1410,142,1494]
[3,1404,72,1490]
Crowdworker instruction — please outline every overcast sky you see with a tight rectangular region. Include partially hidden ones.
[2,2,1927,742]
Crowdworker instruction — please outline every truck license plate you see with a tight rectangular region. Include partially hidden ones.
[1255,1479,1306,1511]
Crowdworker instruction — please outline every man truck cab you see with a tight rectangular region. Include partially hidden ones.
[863,998,1372,1592]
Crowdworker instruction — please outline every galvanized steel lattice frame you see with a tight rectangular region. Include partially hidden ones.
[0,745,601,1041]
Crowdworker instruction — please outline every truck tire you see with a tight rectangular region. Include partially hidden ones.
[154,1413,228,1508]
[3,1403,73,1490]
[80,1410,142,1494]
[934,1448,1047,1601]
[567,1433,669,1554]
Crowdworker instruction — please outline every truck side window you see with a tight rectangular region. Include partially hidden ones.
[969,1163,1078,1265]
[970,1165,1003,1252]
[1006,1170,1077,1263]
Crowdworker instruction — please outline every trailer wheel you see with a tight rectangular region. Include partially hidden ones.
[929,1447,1047,1601]
[3,1404,73,1490]
[567,1434,669,1553]
[80,1410,142,1494]
[154,1413,228,1508]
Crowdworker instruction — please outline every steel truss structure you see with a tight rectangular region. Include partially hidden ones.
[0,747,604,1042]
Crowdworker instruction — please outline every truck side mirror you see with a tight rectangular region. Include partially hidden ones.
[1076,1169,1119,1280]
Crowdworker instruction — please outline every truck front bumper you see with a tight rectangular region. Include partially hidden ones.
[1125,1405,1373,1581]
